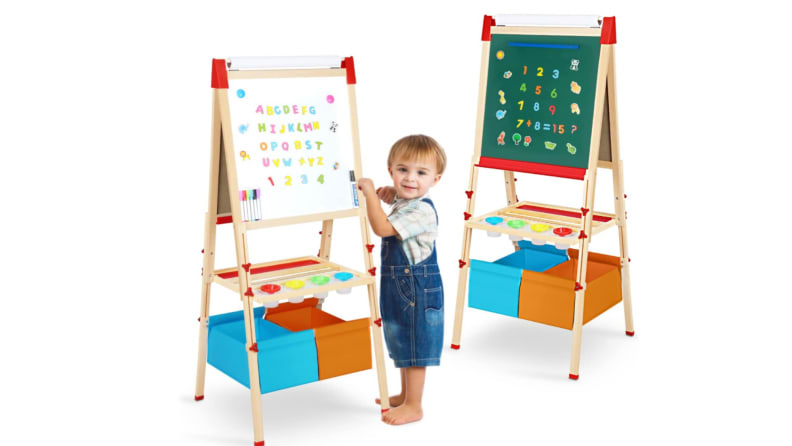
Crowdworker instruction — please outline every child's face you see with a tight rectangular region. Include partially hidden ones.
[388,156,441,200]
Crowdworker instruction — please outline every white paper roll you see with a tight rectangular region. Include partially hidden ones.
[227,56,344,70]
[493,15,601,28]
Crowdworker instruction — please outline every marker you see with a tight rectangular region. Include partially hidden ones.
[254,188,261,221]
[239,190,247,221]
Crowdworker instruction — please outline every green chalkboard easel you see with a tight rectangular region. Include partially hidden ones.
[481,33,601,169]
[452,15,635,382]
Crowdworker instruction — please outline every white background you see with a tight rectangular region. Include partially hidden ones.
[1,1,790,445]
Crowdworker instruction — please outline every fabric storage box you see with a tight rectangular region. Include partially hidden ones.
[518,249,622,329]
[208,306,319,393]
[468,241,569,317]
[266,299,372,380]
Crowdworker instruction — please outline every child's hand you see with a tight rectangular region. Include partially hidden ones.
[376,186,396,204]
[358,178,376,196]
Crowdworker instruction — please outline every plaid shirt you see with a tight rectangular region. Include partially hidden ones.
[387,196,438,265]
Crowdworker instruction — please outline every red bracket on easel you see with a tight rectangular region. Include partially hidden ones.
[249,343,259,353]
[366,244,375,253]
[578,231,588,239]
[341,56,356,84]
[244,288,254,297]
[374,318,382,327]
[459,260,467,268]
[368,267,376,276]
[211,58,228,89]
[575,282,583,291]
[242,263,251,272]
[580,208,590,216]
[481,15,496,41]
[600,16,617,44]
[464,212,471,220]
[465,190,474,199]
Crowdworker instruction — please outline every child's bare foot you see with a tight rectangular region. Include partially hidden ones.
[382,403,423,425]
[375,394,404,407]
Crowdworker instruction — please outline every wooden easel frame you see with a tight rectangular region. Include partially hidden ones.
[451,16,634,380]
[194,57,390,445]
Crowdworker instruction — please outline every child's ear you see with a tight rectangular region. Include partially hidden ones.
[388,166,393,177]
[433,174,442,185]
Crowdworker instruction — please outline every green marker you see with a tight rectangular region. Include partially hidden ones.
[566,143,577,154]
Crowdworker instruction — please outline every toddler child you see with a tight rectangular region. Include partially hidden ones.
[357,134,446,425]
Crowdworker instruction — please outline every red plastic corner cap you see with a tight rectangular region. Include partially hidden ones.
[451,344,460,350]
[341,56,356,84]
[569,373,579,380]
[601,17,616,44]
[211,58,229,89]
[195,395,204,401]
[254,441,265,446]
[626,331,635,337]
[481,15,496,41]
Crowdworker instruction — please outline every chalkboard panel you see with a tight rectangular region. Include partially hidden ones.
[481,33,601,169]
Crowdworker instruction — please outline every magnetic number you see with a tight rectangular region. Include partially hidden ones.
[516,119,524,128]
[534,121,541,130]
[552,124,566,134]
[519,83,527,92]
[535,85,542,95]
[285,176,292,186]
[518,100,524,111]
[301,174,308,184]
[523,65,528,75]
[537,67,544,77]
[317,174,325,184]
[552,69,559,79]
[550,88,558,98]
[533,102,540,111]
[549,105,556,115]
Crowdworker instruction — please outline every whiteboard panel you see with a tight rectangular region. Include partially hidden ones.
[227,75,359,222]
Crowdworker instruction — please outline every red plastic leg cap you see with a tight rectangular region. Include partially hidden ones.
[195,395,204,401]
[254,441,265,446]
[569,374,579,380]
[381,408,390,414]
[626,331,635,337]
[451,344,460,350]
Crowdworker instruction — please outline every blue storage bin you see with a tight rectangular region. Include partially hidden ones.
[468,241,569,317]
[208,307,319,393]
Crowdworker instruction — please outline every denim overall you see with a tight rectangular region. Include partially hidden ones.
[380,198,443,368]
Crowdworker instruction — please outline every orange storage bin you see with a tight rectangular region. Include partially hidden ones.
[266,299,372,380]
[518,249,622,329]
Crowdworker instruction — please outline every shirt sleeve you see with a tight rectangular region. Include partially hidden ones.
[388,200,437,241]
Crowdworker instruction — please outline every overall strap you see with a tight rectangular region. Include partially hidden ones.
[420,198,438,224]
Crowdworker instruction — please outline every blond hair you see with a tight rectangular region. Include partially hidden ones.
[387,135,446,175]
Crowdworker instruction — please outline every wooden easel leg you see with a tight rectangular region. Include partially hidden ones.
[367,282,390,414]
[451,227,472,349]
[569,289,585,379]
[504,171,519,252]
[195,213,216,400]
[316,219,334,309]
[452,165,479,349]
[613,160,634,335]
[569,168,598,379]
[357,213,390,413]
